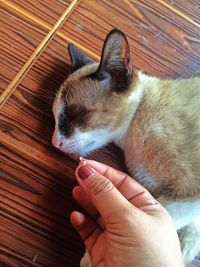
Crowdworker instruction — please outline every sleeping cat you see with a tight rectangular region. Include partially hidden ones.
[52,29,200,265]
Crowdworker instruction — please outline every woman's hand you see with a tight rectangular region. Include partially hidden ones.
[71,159,184,267]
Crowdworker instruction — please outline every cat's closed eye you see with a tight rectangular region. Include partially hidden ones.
[57,106,88,137]
[67,104,87,123]
[68,109,86,122]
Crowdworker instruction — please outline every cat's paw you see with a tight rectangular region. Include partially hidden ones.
[178,220,200,265]
[80,250,92,267]
[182,241,200,266]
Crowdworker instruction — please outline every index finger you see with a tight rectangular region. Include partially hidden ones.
[79,159,156,209]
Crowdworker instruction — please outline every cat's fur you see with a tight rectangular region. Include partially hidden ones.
[52,29,200,265]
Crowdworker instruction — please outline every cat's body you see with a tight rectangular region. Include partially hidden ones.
[52,29,200,265]
[116,71,200,264]
[117,71,200,199]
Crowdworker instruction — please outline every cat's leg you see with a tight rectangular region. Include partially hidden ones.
[158,197,200,265]
[80,250,92,267]
[157,197,200,230]
[178,219,200,266]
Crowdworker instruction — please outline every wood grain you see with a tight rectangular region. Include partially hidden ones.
[1,0,99,61]
[0,4,47,92]
[9,0,72,27]
[1,100,84,267]
[164,0,200,24]
[0,0,80,106]
[0,78,9,94]
[60,0,200,78]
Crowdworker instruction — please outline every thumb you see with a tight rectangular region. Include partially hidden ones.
[75,164,135,221]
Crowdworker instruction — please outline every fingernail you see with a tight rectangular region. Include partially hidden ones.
[78,165,95,180]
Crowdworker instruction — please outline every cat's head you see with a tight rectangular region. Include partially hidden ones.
[52,29,135,157]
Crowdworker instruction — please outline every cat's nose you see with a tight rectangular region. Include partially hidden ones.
[52,131,63,148]
[52,139,63,148]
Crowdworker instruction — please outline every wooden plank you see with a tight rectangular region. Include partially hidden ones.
[0,0,81,106]
[0,77,9,94]
[0,0,99,61]
[0,215,83,266]
[0,254,28,267]
[0,4,47,92]
[60,0,200,78]
[163,0,200,24]
[9,0,72,27]
[0,106,84,267]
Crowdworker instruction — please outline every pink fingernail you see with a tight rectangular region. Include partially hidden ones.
[78,165,95,180]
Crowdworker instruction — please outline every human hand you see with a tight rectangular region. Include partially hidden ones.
[70,159,184,267]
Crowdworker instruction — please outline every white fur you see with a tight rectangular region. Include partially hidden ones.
[115,72,155,149]
[57,125,127,156]
[52,89,63,120]
[158,198,200,230]
[80,251,92,267]
[127,76,144,104]
[178,218,200,265]
[165,201,200,266]
[151,123,163,134]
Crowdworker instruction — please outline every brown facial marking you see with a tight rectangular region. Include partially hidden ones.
[58,103,89,137]
[66,104,88,128]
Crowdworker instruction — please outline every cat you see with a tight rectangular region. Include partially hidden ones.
[52,29,200,266]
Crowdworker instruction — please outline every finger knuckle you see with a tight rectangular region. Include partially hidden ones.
[90,178,114,197]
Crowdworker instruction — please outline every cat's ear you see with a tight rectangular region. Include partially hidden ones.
[94,29,133,92]
[68,44,94,72]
